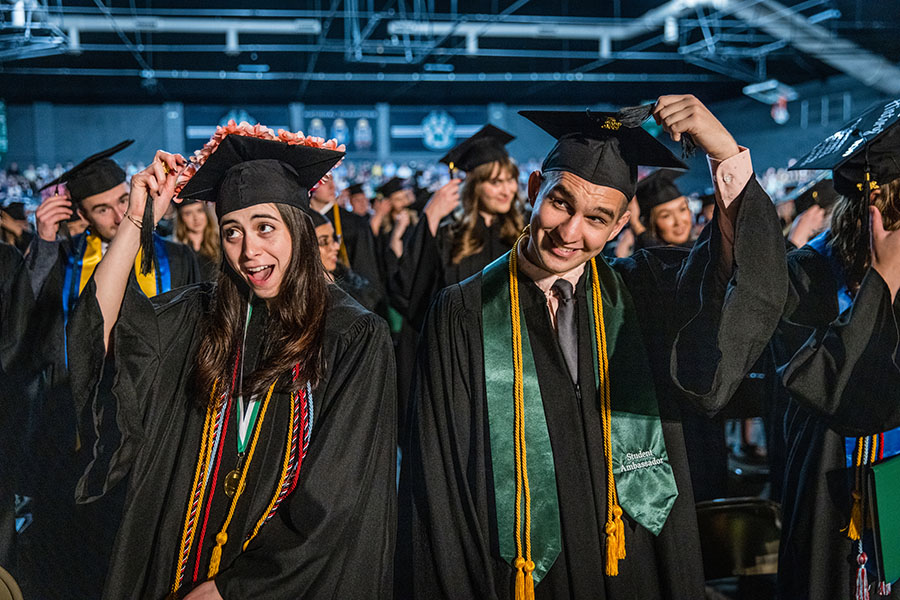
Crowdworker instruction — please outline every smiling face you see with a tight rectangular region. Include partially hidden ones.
[78,182,129,242]
[650,196,692,245]
[220,203,293,299]
[315,221,340,273]
[525,170,630,274]
[179,202,209,235]
[476,162,519,216]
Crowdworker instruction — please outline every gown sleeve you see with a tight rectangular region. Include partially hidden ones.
[780,260,900,437]
[384,217,448,331]
[66,275,208,502]
[668,178,789,415]
[213,311,398,600]
[396,283,502,600]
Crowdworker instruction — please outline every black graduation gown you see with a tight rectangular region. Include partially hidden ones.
[17,234,200,599]
[772,246,900,600]
[66,279,397,599]
[0,242,34,573]
[388,214,512,332]
[336,205,387,303]
[398,179,788,599]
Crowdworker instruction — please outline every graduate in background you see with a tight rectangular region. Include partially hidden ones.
[398,95,788,600]
[771,100,900,600]
[309,171,384,301]
[783,175,838,251]
[311,209,384,313]
[0,241,34,577]
[346,182,372,217]
[628,168,694,250]
[67,132,397,599]
[388,124,525,332]
[175,198,220,281]
[19,140,200,599]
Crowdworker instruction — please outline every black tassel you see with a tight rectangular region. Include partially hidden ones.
[614,104,698,160]
[615,103,655,128]
[140,198,155,275]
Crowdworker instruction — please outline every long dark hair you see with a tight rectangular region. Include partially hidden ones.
[830,177,900,292]
[192,204,329,404]
[449,157,525,264]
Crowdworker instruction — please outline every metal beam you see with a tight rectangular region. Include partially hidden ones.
[0,66,726,83]
[45,14,322,35]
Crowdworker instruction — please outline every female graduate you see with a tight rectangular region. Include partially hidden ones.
[175,198,220,281]
[66,129,397,600]
[312,210,383,313]
[772,100,900,600]
[388,124,525,331]
[627,168,694,250]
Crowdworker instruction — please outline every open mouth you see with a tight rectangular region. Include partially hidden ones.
[245,264,274,286]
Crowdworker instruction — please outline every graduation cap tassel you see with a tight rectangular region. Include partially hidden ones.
[614,104,697,160]
[139,197,156,275]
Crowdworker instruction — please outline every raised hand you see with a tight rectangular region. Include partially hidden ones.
[35,191,73,242]
[787,205,827,249]
[423,178,462,236]
[653,95,740,161]
[870,205,900,300]
[126,150,187,227]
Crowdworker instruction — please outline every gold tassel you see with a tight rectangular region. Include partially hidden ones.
[613,504,626,560]
[605,520,620,576]
[844,490,863,541]
[514,558,526,600]
[524,560,535,600]
[207,531,227,577]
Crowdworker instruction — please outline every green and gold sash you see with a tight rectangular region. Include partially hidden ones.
[481,247,678,593]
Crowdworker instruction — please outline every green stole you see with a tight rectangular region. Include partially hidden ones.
[481,251,678,584]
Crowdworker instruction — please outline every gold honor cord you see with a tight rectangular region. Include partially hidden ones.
[207,381,277,577]
[332,203,351,267]
[508,231,626,594]
[508,232,535,599]
[171,381,219,597]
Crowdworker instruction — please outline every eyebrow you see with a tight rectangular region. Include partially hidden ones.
[548,182,616,220]
[219,213,277,228]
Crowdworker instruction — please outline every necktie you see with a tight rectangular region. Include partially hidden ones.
[552,278,578,384]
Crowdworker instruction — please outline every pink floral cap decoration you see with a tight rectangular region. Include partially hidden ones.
[175,120,346,195]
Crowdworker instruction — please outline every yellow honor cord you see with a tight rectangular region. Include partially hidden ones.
[592,260,625,573]
[170,380,219,597]
[332,203,351,267]
[510,230,536,600]
[244,388,298,550]
[207,380,277,578]
[508,231,623,592]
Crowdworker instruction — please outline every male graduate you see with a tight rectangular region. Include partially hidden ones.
[20,140,199,598]
[398,95,788,600]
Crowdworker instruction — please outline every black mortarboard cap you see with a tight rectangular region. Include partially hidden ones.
[1,201,26,221]
[439,124,514,173]
[177,135,345,220]
[309,209,330,229]
[636,169,686,219]
[789,98,900,197]
[40,140,133,203]
[347,182,366,196]
[376,177,407,198]
[784,173,839,214]
[519,109,687,200]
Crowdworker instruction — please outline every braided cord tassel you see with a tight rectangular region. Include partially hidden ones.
[170,381,220,597]
[207,381,277,578]
[510,233,536,600]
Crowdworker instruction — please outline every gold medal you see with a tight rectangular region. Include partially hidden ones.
[223,469,241,497]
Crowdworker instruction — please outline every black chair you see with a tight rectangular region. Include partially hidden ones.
[697,497,781,600]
